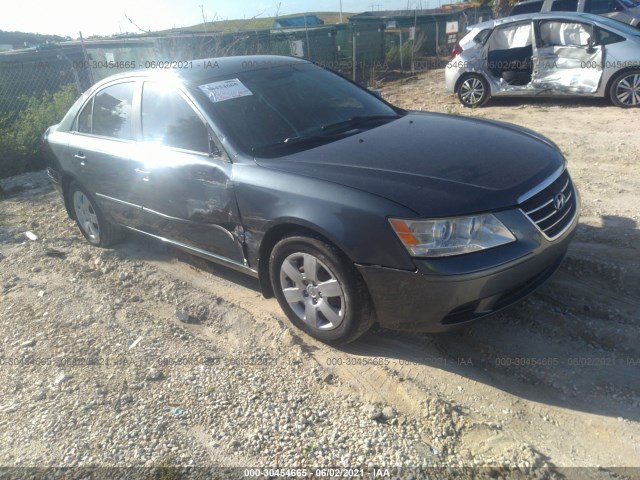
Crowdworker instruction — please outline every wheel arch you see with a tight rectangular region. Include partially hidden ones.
[61,173,80,219]
[605,67,640,103]
[454,71,489,95]
[257,220,354,299]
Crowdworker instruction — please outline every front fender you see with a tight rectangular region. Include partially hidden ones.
[232,162,418,272]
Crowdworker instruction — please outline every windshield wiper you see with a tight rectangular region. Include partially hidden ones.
[252,130,358,154]
[320,114,401,133]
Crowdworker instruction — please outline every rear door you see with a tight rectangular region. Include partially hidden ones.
[136,81,246,265]
[532,19,604,93]
[69,80,146,227]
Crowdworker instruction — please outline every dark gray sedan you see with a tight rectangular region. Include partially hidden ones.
[43,55,579,344]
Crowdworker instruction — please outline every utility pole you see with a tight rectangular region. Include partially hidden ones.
[339,0,343,23]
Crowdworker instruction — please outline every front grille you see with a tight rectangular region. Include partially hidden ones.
[520,170,577,240]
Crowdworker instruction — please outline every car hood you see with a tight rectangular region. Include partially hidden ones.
[254,112,565,217]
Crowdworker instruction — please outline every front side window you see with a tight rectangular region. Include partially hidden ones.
[142,82,209,153]
[596,26,625,44]
[92,82,134,140]
[551,0,579,10]
[539,21,591,46]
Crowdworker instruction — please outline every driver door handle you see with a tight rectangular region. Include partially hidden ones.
[74,152,86,166]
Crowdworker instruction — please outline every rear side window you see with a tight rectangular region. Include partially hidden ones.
[585,0,619,13]
[92,82,135,140]
[488,22,533,49]
[141,82,209,153]
[474,29,492,45]
[511,1,544,14]
[551,0,579,10]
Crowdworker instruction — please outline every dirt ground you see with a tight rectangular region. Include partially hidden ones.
[0,68,639,477]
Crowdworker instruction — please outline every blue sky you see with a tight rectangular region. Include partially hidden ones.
[2,0,439,38]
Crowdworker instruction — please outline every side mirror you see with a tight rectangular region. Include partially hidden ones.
[586,36,595,54]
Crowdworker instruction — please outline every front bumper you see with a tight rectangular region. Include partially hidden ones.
[357,208,578,332]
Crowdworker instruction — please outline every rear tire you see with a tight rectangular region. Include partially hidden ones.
[269,234,374,344]
[67,181,123,247]
[457,74,490,108]
[609,70,640,108]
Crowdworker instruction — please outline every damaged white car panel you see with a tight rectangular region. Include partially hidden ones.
[445,12,640,107]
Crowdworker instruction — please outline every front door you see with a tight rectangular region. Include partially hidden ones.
[136,81,246,265]
[532,19,604,93]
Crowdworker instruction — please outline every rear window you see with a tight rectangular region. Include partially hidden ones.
[474,29,492,45]
[510,1,544,14]
[551,0,579,10]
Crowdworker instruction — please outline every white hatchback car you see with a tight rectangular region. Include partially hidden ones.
[445,12,640,107]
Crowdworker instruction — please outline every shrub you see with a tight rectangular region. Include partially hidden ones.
[384,40,418,69]
[0,83,79,179]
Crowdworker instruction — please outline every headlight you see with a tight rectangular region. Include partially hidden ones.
[389,214,516,258]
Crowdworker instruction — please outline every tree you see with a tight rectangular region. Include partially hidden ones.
[493,0,513,18]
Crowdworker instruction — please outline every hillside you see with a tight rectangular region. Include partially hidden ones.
[165,12,354,34]
[0,30,71,49]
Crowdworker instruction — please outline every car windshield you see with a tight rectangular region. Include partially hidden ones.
[195,63,402,157]
[619,0,640,8]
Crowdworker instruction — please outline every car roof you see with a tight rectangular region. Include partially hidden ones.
[471,11,619,29]
[91,55,310,88]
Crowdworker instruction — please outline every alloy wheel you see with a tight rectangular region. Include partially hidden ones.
[460,77,485,106]
[279,252,346,331]
[72,190,100,243]
[615,73,640,107]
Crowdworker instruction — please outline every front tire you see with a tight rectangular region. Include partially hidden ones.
[269,234,374,344]
[457,74,490,108]
[68,181,123,247]
[609,70,640,108]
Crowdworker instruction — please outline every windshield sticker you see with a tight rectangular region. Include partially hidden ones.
[198,79,253,103]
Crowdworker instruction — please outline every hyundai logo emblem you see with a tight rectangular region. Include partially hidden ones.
[553,193,567,211]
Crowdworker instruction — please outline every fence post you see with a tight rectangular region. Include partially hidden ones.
[352,29,356,81]
[79,31,94,86]
[55,47,82,94]
[399,30,403,72]
[434,16,439,57]
[304,14,311,61]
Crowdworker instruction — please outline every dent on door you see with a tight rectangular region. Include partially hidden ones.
[532,20,604,93]
[136,145,247,267]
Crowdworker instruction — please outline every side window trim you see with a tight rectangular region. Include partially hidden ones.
[74,97,93,134]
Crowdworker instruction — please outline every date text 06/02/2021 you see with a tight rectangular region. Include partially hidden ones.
[243,468,392,477]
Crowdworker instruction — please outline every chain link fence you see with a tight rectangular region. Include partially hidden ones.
[0,52,88,178]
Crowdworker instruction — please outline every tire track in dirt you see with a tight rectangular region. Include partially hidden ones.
[119,231,640,468]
